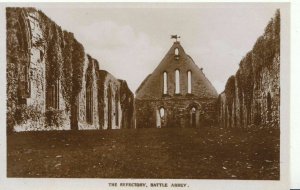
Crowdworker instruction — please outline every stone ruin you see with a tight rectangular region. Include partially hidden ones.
[217,10,280,128]
[135,41,218,128]
[6,7,134,132]
[6,7,280,132]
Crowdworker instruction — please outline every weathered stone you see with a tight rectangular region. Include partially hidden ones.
[135,42,218,128]
[218,10,280,128]
[6,7,134,131]
[97,71,134,129]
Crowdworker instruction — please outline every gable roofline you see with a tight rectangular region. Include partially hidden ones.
[135,41,218,99]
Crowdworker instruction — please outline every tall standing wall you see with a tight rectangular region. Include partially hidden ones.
[7,7,134,132]
[218,10,280,128]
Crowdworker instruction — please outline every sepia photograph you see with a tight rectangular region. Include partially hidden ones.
[0,1,293,190]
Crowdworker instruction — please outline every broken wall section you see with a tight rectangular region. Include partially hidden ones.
[7,8,90,131]
[98,70,134,129]
[78,55,100,130]
[218,10,280,128]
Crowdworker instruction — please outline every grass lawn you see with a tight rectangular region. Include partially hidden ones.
[7,127,279,179]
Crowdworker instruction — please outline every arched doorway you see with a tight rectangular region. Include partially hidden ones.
[156,107,166,128]
[187,103,201,128]
[191,107,196,128]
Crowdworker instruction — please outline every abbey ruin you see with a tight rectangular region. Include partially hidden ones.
[135,41,218,128]
[218,10,280,128]
[7,7,134,132]
[6,8,280,132]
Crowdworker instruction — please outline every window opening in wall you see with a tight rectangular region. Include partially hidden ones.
[107,85,112,129]
[40,50,44,62]
[86,86,93,124]
[175,69,180,94]
[175,48,179,55]
[115,91,119,126]
[191,107,196,128]
[175,48,179,60]
[47,80,59,109]
[188,71,192,94]
[267,92,272,121]
[160,107,165,118]
[163,72,168,94]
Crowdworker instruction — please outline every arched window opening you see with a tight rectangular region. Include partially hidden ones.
[160,107,165,118]
[40,50,44,62]
[86,86,93,124]
[163,72,168,94]
[190,107,197,128]
[107,85,112,129]
[187,71,192,94]
[174,48,179,60]
[47,80,59,109]
[267,92,272,121]
[115,91,119,126]
[191,107,196,113]
[157,107,167,128]
[175,70,180,94]
[175,48,179,55]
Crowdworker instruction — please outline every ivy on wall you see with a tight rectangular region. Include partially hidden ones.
[6,8,31,133]
[220,9,280,128]
[7,8,87,131]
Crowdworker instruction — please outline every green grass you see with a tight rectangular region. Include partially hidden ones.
[7,127,279,179]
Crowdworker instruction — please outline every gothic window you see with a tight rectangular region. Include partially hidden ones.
[107,85,112,129]
[115,91,119,126]
[86,86,93,124]
[175,69,180,94]
[175,48,179,55]
[267,92,272,121]
[40,50,44,62]
[175,48,179,60]
[191,107,196,113]
[163,71,168,94]
[191,107,196,128]
[187,71,192,94]
[47,80,59,109]
[160,107,165,118]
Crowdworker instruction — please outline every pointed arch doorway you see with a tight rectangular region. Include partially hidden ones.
[187,103,201,128]
[191,107,197,128]
[156,107,166,128]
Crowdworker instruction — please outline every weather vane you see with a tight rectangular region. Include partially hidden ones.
[171,35,180,42]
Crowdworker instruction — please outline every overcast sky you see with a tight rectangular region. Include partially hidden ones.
[36,3,282,94]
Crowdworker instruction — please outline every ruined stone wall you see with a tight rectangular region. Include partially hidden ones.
[7,8,94,131]
[136,42,218,100]
[136,98,217,128]
[218,10,280,128]
[98,70,122,130]
[135,41,218,128]
[7,8,48,131]
[78,55,100,130]
[119,80,135,129]
[7,7,137,132]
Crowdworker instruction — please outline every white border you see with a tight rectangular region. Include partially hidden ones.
[0,1,298,190]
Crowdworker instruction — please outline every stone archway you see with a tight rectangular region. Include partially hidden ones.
[191,107,197,128]
[186,103,201,128]
[156,107,167,128]
[107,84,112,129]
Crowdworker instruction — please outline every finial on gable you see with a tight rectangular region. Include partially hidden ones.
[171,35,180,42]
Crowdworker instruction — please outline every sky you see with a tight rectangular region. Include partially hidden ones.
[35,3,282,94]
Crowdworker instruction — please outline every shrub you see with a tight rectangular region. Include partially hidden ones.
[14,104,43,125]
[45,108,64,128]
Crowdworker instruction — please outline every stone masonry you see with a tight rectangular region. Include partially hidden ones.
[218,10,280,128]
[6,7,134,132]
[135,41,218,128]
[97,70,135,129]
